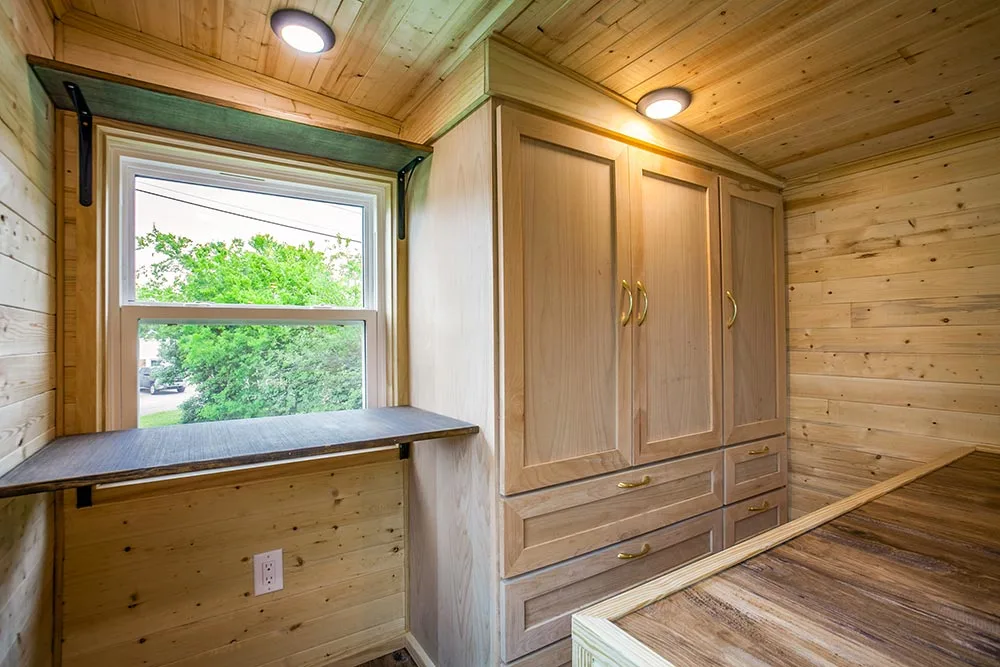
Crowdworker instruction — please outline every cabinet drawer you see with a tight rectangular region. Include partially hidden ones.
[724,436,787,503]
[724,487,787,548]
[503,639,571,667]
[501,510,723,662]
[503,451,723,576]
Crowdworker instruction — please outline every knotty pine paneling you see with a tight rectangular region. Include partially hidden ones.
[784,133,1000,518]
[58,112,102,436]
[0,1,57,666]
[60,451,406,667]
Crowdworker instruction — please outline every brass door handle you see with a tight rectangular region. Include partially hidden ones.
[621,279,633,326]
[747,445,770,456]
[726,290,738,328]
[617,543,651,560]
[748,501,771,512]
[636,281,648,326]
[617,475,651,489]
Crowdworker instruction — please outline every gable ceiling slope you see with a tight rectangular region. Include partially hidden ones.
[43,0,1000,181]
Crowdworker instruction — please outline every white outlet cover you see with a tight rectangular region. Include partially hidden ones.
[253,549,284,596]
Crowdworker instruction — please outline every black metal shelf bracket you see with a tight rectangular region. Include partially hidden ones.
[397,155,425,241]
[398,442,411,460]
[64,81,93,207]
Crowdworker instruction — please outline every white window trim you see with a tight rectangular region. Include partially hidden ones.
[99,125,397,430]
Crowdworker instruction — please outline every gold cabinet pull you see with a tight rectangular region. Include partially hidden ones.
[636,281,649,326]
[617,475,651,489]
[747,445,770,456]
[617,543,651,560]
[748,501,771,512]
[621,279,634,326]
[725,290,738,328]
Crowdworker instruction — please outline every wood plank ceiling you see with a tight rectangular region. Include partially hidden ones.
[57,0,1000,179]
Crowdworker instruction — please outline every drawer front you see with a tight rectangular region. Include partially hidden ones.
[503,451,723,576]
[501,510,723,662]
[724,436,787,503]
[504,639,571,667]
[724,487,787,548]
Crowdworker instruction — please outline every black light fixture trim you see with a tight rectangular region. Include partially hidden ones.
[270,9,336,53]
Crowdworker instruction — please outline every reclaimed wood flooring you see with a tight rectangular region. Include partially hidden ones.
[616,451,1000,666]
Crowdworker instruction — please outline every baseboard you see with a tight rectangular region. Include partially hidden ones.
[404,633,437,667]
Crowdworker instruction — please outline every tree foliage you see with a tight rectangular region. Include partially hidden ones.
[137,229,364,424]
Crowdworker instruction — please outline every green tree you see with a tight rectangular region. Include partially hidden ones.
[137,229,364,424]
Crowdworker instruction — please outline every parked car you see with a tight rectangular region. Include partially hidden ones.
[139,365,186,394]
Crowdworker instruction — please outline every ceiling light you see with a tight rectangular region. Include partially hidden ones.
[270,9,335,54]
[637,88,692,120]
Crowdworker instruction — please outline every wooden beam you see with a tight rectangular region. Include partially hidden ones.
[56,9,403,139]
[400,42,488,144]
[394,0,530,120]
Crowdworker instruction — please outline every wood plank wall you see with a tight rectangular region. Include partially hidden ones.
[784,133,1000,518]
[57,112,101,436]
[59,451,406,667]
[55,78,408,667]
[0,1,57,666]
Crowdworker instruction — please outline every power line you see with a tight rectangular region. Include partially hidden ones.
[135,188,362,245]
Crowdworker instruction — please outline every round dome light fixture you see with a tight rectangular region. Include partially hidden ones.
[270,9,335,54]
[636,87,692,120]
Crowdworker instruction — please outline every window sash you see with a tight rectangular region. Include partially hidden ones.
[120,158,378,310]
[119,304,379,429]
[101,127,394,430]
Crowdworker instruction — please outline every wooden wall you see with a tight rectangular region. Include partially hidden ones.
[57,111,101,436]
[54,76,407,667]
[60,450,406,667]
[784,132,1000,518]
[1,1,56,666]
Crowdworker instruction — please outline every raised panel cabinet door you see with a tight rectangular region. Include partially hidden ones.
[721,179,787,445]
[629,148,722,465]
[498,105,632,495]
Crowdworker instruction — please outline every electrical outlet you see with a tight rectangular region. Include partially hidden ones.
[253,549,283,596]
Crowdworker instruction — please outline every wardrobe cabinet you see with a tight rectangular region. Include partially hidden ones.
[721,178,787,445]
[409,103,787,667]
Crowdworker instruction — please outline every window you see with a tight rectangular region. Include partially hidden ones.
[104,130,394,429]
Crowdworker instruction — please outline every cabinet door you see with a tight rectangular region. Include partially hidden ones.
[721,179,786,445]
[630,149,722,465]
[498,106,632,494]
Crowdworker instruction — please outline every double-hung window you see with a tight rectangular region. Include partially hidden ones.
[104,130,393,429]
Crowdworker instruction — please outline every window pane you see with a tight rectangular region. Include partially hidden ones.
[138,321,364,428]
[134,177,364,307]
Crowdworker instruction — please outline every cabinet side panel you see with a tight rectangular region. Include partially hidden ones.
[407,102,498,667]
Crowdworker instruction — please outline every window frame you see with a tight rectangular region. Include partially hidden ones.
[101,126,396,430]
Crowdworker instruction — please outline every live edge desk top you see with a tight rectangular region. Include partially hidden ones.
[572,446,1000,667]
[0,407,478,499]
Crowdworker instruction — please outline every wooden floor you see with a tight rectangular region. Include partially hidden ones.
[616,451,1000,666]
